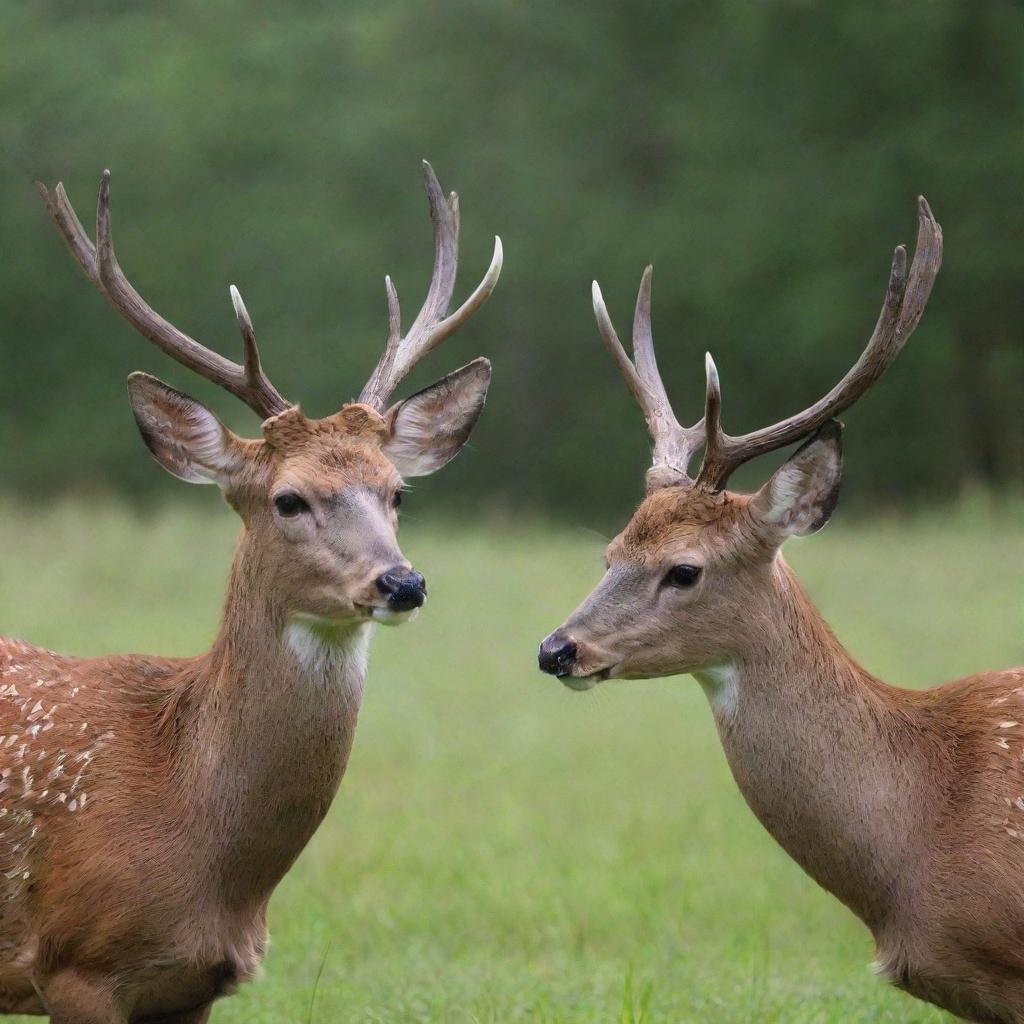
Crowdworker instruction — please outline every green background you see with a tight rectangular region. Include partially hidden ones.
[2,0,1022,521]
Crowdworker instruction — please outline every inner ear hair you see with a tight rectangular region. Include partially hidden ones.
[127,372,247,486]
[382,358,491,478]
[754,420,843,537]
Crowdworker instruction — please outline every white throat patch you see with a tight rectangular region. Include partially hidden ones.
[693,663,741,721]
[285,618,372,704]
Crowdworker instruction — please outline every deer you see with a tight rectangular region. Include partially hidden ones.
[541,198,1024,1023]
[0,162,501,1023]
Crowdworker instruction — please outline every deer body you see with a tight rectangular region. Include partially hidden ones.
[535,200,1024,1021]
[12,163,502,1022]
[700,555,1024,1022]
[694,560,930,935]
[0,577,368,1018]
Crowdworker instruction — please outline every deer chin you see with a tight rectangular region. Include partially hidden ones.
[287,608,367,636]
[367,606,420,627]
[561,666,613,691]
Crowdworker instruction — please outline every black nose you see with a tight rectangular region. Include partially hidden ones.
[538,633,578,676]
[375,568,427,611]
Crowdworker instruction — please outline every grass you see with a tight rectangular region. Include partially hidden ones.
[2,496,1023,1023]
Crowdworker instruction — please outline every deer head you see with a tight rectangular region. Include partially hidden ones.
[539,198,941,686]
[38,163,502,628]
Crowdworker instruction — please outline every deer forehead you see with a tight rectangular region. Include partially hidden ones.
[259,404,399,489]
[612,486,751,562]
[262,404,387,449]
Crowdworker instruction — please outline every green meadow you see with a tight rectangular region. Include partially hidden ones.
[2,498,1022,1023]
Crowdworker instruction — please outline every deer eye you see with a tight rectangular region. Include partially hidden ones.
[392,490,403,510]
[665,564,702,588]
[273,492,310,518]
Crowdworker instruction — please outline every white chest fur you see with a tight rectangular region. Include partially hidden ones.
[285,618,372,708]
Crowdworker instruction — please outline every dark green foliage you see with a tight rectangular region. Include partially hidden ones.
[1,0,1021,519]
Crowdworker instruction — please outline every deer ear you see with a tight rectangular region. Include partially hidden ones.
[749,420,843,539]
[127,372,248,486]
[381,358,491,477]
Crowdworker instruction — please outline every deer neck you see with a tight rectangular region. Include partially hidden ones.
[186,529,371,901]
[693,556,924,931]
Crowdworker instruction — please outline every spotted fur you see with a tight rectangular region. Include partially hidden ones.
[0,393,479,1021]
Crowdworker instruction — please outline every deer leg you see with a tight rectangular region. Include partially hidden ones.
[35,969,125,1024]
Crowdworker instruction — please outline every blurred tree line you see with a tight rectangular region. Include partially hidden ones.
[1,0,1021,520]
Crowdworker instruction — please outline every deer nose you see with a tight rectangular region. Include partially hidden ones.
[538,633,578,677]
[375,568,427,612]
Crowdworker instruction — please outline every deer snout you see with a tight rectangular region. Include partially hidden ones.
[538,632,578,677]
[375,567,427,612]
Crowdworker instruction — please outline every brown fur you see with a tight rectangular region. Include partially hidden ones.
[28,159,496,1022]
[0,402,454,1022]
[547,478,1024,1023]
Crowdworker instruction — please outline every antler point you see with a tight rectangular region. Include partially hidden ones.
[229,284,247,317]
[705,352,720,384]
[892,245,909,283]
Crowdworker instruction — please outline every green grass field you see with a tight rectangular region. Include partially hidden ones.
[2,498,1023,1023]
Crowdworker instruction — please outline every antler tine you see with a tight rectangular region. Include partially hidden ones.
[405,162,460,342]
[358,161,503,410]
[37,170,291,420]
[593,268,705,491]
[36,180,98,278]
[229,285,265,390]
[700,351,724,470]
[630,266,672,411]
[695,197,943,490]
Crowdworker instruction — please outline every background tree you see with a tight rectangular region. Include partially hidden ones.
[1,0,1020,523]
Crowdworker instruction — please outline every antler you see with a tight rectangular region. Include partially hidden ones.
[597,197,943,493]
[358,161,503,410]
[695,197,942,489]
[36,170,291,420]
[592,266,705,491]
